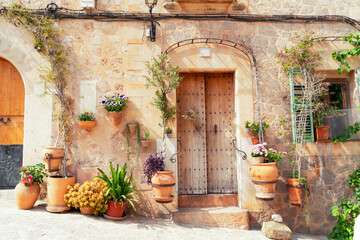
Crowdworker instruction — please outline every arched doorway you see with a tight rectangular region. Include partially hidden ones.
[0,58,25,189]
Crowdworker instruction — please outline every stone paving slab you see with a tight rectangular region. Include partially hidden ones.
[0,190,327,240]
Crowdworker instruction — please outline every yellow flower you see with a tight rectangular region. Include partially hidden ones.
[266,121,269,125]
[247,123,251,127]
[255,123,258,126]
[84,111,88,114]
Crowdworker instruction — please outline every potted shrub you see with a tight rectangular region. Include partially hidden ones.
[78,111,96,130]
[250,121,269,144]
[64,178,108,215]
[96,162,138,220]
[245,120,251,133]
[100,93,128,125]
[143,153,175,203]
[141,127,151,147]
[314,106,342,142]
[15,163,47,210]
[165,127,173,138]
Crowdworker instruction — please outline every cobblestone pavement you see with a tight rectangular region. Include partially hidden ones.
[0,191,327,240]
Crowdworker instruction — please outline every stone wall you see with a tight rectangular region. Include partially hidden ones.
[0,0,360,235]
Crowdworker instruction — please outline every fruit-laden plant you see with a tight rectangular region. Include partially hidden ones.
[64,178,108,215]
[96,162,138,210]
[78,111,95,121]
[19,163,47,186]
[143,153,165,184]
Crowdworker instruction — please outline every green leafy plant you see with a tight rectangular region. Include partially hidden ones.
[332,122,360,143]
[245,120,251,129]
[249,121,269,136]
[19,163,47,186]
[165,127,172,134]
[78,111,95,121]
[143,127,150,141]
[332,31,360,74]
[96,162,138,210]
[328,169,360,240]
[100,93,128,112]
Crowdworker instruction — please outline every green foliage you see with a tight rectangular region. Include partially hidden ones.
[249,121,269,135]
[78,111,95,121]
[145,54,182,126]
[313,105,342,128]
[19,163,47,186]
[96,162,138,210]
[143,127,150,141]
[332,122,360,143]
[332,32,360,74]
[328,169,360,240]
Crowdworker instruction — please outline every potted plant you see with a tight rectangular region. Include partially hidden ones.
[287,171,309,206]
[313,105,342,142]
[64,178,108,215]
[15,163,47,210]
[165,127,173,138]
[100,93,128,125]
[78,111,96,130]
[96,162,138,220]
[250,121,269,144]
[143,153,175,203]
[142,127,151,147]
[245,120,251,132]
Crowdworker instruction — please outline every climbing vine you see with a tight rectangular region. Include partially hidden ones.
[0,1,71,177]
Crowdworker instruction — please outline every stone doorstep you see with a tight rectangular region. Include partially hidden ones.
[172,207,249,230]
[178,194,238,208]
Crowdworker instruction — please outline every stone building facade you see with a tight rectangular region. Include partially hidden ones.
[0,0,359,235]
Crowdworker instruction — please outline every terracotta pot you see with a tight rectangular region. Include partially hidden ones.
[80,207,95,215]
[141,140,150,147]
[151,171,175,203]
[129,124,137,134]
[316,126,329,141]
[108,111,122,125]
[287,178,306,205]
[249,162,278,199]
[251,136,260,145]
[251,157,265,164]
[15,182,40,210]
[43,147,64,172]
[78,121,96,130]
[46,176,75,213]
[106,201,127,218]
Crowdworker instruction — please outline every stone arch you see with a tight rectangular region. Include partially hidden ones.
[0,18,53,165]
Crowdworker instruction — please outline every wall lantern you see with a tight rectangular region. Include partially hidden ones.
[80,0,95,8]
[145,0,158,42]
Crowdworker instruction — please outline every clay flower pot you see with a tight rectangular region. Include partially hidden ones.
[46,176,75,213]
[151,171,175,203]
[249,162,278,199]
[80,207,95,215]
[108,111,122,125]
[105,201,127,218]
[287,178,306,205]
[251,136,260,145]
[316,126,330,142]
[78,121,96,130]
[43,147,64,172]
[15,182,40,210]
[141,140,150,147]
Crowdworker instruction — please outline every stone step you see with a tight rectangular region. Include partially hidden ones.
[178,194,238,208]
[172,207,249,230]
[0,189,14,200]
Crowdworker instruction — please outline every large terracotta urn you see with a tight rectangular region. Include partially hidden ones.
[15,182,40,210]
[250,162,278,199]
[46,176,75,213]
[151,171,175,203]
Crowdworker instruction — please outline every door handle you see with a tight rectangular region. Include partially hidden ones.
[214,124,218,134]
[232,138,247,160]
[0,117,10,124]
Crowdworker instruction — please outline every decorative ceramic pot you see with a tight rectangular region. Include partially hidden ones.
[80,207,95,215]
[316,126,330,142]
[151,171,175,203]
[287,178,306,205]
[15,182,40,210]
[251,157,265,164]
[78,121,96,130]
[141,140,150,147]
[108,111,122,125]
[249,162,278,199]
[43,147,64,172]
[46,176,75,213]
[251,136,260,145]
[105,201,127,218]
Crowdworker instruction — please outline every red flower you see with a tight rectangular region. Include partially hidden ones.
[25,172,29,176]
[20,166,25,171]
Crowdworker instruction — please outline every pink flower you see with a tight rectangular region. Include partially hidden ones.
[283,152,287,155]
[25,172,29,176]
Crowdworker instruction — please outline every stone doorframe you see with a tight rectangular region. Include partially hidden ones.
[168,43,261,211]
[0,18,53,166]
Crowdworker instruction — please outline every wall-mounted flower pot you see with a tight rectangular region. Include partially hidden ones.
[249,162,278,199]
[287,178,307,205]
[151,171,175,203]
[43,147,64,172]
[316,126,330,142]
[141,140,150,147]
[46,176,75,213]
[251,136,259,145]
[15,182,40,210]
[108,111,122,125]
[78,121,96,130]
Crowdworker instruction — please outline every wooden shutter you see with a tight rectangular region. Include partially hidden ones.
[289,69,314,143]
[357,68,360,104]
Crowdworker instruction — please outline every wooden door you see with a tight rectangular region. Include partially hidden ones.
[205,73,237,193]
[0,58,24,189]
[177,72,237,195]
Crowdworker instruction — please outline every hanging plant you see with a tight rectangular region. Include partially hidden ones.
[125,121,141,161]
